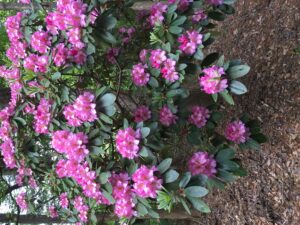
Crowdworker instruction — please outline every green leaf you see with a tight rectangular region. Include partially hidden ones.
[147,209,160,219]
[102,189,115,204]
[169,26,183,34]
[52,72,61,80]
[208,11,226,21]
[164,169,179,183]
[245,138,261,150]
[230,81,248,95]
[140,127,150,138]
[180,198,191,215]
[228,65,250,79]
[90,146,104,155]
[100,172,111,184]
[14,117,26,126]
[172,15,187,26]
[220,91,234,105]
[100,93,116,107]
[212,94,218,102]
[216,148,235,162]
[223,0,236,4]
[100,114,113,124]
[194,48,204,60]
[99,31,117,44]
[185,186,209,198]
[86,43,96,55]
[157,158,172,174]
[251,133,268,143]
[201,52,219,67]
[218,170,235,182]
[188,197,211,213]
[148,77,159,88]
[137,203,148,217]
[179,172,192,188]
[139,146,150,157]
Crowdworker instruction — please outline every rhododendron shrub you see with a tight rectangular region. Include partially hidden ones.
[0,0,267,224]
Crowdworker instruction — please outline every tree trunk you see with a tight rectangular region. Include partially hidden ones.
[0,209,202,224]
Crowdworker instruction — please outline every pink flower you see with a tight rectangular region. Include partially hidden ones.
[115,127,141,159]
[53,43,68,67]
[149,49,167,69]
[225,120,250,144]
[90,9,99,24]
[132,165,162,198]
[34,98,52,134]
[192,10,207,23]
[0,138,16,169]
[19,0,30,3]
[161,58,179,82]
[59,193,69,208]
[178,30,203,55]
[159,105,178,127]
[52,131,89,163]
[139,49,148,63]
[24,54,48,73]
[131,63,150,86]
[110,173,136,218]
[5,12,23,42]
[106,47,120,64]
[134,106,151,123]
[73,196,89,222]
[149,3,168,26]
[49,206,59,218]
[119,26,136,44]
[188,151,217,177]
[63,92,97,127]
[206,0,224,6]
[199,65,228,94]
[16,192,28,211]
[189,106,210,128]
[67,28,85,49]
[31,31,51,54]
[68,48,87,65]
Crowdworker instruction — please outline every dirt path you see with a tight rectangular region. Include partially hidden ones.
[188,1,300,224]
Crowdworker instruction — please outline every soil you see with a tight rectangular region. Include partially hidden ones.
[179,0,300,224]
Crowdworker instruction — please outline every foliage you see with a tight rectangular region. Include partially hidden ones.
[0,0,267,224]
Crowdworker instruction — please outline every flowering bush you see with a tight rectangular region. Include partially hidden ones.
[0,0,267,224]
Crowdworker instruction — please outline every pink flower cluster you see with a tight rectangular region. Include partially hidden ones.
[178,30,203,55]
[49,206,59,218]
[63,92,97,127]
[159,105,178,127]
[149,49,179,82]
[168,0,192,11]
[110,173,136,218]
[115,127,141,159]
[106,47,120,64]
[199,65,228,94]
[33,98,52,134]
[131,63,150,86]
[0,68,22,169]
[59,193,69,208]
[132,166,162,198]
[16,160,37,188]
[149,3,168,26]
[52,130,89,162]
[225,120,250,144]
[119,27,136,44]
[30,31,51,54]
[16,192,28,211]
[56,159,107,203]
[73,196,89,222]
[206,0,224,6]
[192,10,207,23]
[0,138,16,169]
[188,151,217,177]
[24,54,48,73]
[189,106,210,128]
[19,0,30,3]
[4,13,27,65]
[134,106,152,123]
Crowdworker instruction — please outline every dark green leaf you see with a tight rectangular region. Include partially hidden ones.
[179,172,192,188]
[230,81,248,95]
[216,148,235,162]
[188,197,211,213]
[201,52,219,67]
[228,65,250,79]
[157,158,172,174]
[185,186,209,198]
[164,169,179,183]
